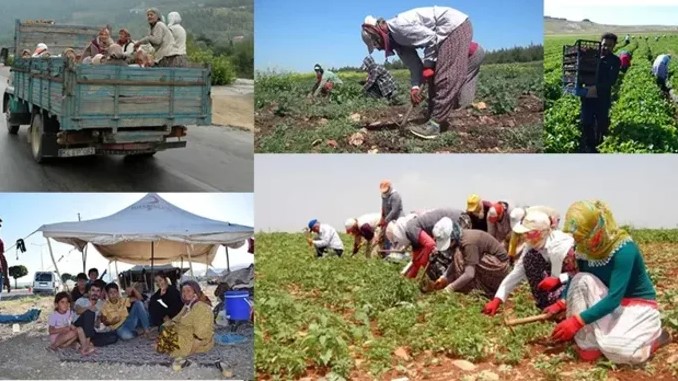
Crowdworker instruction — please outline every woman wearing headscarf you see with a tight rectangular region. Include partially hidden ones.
[156,280,215,370]
[149,271,183,328]
[117,29,136,59]
[486,201,512,249]
[167,12,188,67]
[81,28,114,61]
[507,206,561,259]
[465,194,492,232]
[32,43,49,58]
[134,8,180,67]
[549,200,668,364]
[360,7,485,139]
[345,212,382,258]
[431,218,511,297]
[482,211,577,316]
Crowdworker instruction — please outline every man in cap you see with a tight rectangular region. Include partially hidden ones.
[360,56,403,105]
[309,64,343,98]
[307,219,344,257]
[345,213,382,258]
[466,194,492,232]
[379,180,404,251]
[360,7,485,139]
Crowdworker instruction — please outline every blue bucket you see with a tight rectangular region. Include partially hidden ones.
[224,290,252,321]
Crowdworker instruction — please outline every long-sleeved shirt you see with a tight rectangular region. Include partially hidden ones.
[652,54,671,80]
[313,71,343,96]
[596,53,621,102]
[381,190,404,224]
[561,240,656,324]
[361,56,397,97]
[386,6,468,87]
[312,224,344,250]
[487,202,512,246]
[494,230,574,301]
[445,229,508,280]
[137,21,177,63]
[468,201,492,232]
[404,208,464,250]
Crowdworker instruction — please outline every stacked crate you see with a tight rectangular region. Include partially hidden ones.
[562,40,601,96]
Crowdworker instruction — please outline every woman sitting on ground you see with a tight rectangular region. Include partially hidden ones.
[149,271,183,328]
[48,292,95,355]
[551,200,670,364]
[156,280,215,370]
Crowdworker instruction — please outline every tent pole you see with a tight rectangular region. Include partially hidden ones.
[115,260,119,285]
[225,246,230,272]
[186,244,194,278]
[45,238,62,289]
[151,242,155,293]
[82,244,88,274]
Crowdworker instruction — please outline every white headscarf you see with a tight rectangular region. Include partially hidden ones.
[385,213,417,247]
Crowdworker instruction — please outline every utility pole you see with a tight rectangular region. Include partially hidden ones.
[31,243,47,271]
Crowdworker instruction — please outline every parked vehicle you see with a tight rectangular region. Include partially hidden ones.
[4,20,212,163]
[32,271,63,295]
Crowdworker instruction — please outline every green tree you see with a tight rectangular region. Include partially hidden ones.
[61,273,72,283]
[8,265,28,288]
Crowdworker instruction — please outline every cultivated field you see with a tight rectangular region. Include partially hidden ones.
[255,229,678,381]
[544,34,678,153]
[255,62,543,153]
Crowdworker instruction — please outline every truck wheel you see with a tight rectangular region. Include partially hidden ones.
[30,113,49,163]
[5,107,19,135]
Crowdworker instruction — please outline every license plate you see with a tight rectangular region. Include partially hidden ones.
[39,283,48,286]
[58,147,95,157]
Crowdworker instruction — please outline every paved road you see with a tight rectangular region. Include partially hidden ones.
[0,67,253,192]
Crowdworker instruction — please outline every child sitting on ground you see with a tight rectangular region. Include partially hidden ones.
[48,291,95,355]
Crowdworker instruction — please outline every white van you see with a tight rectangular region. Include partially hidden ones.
[33,272,63,295]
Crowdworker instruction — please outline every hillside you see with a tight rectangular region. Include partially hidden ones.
[545,15,678,35]
[0,0,253,47]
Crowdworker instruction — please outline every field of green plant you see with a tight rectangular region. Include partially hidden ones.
[255,62,543,153]
[255,229,678,381]
[544,34,678,153]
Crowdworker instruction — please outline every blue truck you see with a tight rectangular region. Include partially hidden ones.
[4,20,212,163]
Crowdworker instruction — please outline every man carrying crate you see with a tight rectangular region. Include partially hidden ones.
[579,33,621,153]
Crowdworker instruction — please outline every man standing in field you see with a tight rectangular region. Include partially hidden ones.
[360,7,485,139]
[359,56,403,105]
[309,64,343,98]
[379,180,404,251]
[579,33,620,153]
[652,54,671,93]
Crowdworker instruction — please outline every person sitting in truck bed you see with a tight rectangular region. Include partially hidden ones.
[82,28,115,62]
[134,8,182,67]
[32,43,49,58]
[62,48,77,63]
[117,29,136,59]
[130,50,153,68]
[21,49,31,58]
[103,45,128,66]
[167,12,188,67]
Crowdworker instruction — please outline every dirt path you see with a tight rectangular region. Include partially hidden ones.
[212,79,254,131]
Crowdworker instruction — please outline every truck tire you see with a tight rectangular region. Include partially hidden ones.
[5,107,19,135]
[30,113,53,163]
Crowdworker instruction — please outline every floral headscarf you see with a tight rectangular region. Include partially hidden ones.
[562,200,631,260]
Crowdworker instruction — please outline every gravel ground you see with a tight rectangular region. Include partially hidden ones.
[0,288,253,380]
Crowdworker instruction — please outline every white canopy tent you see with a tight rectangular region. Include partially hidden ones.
[35,193,253,290]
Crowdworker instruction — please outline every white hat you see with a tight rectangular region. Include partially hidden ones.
[432,217,453,251]
[345,218,357,231]
[513,211,550,234]
[509,208,526,229]
[361,15,378,54]
[36,43,47,51]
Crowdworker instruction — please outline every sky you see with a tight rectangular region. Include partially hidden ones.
[545,0,678,25]
[255,154,678,232]
[255,0,544,72]
[0,193,253,287]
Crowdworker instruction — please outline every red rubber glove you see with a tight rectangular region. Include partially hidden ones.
[482,297,502,316]
[543,299,566,316]
[538,276,561,292]
[551,315,584,342]
[422,68,435,80]
[433,276,448,290]
[410,87,422,105]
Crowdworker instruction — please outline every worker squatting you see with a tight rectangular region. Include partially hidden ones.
[306,181,670,366]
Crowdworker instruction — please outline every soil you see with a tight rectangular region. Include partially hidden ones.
[255,95,543,153]
[212,79,254,131]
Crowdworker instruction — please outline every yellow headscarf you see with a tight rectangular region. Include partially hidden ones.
[562,200,631,260]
